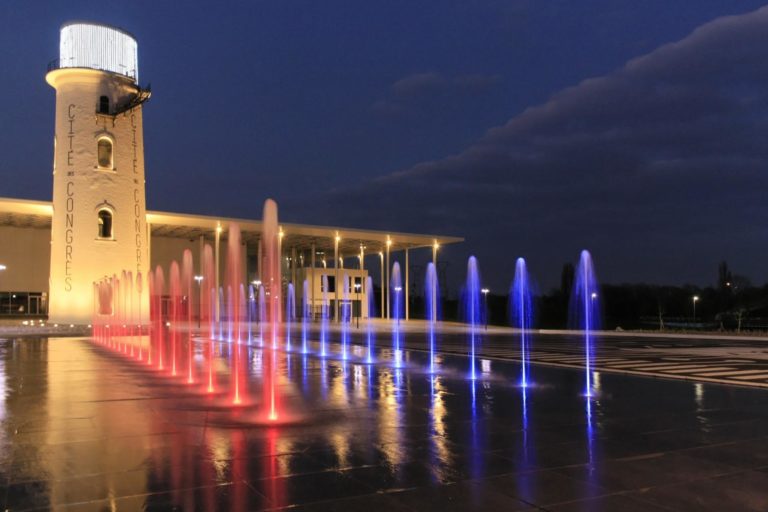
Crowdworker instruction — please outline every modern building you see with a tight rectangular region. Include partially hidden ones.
[0,21,461,324]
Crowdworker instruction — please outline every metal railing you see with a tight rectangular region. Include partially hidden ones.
[46,58,138,80]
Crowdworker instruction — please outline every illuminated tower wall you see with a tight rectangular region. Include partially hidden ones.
[46,22,149,323]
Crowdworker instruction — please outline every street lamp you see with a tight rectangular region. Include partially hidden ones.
[481,288,490,330]
[692,295,700,325]
[194,275,203,327]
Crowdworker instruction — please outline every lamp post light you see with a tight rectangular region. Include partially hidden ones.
[692,295,700,325]
[481,288,490,330]
[194,275,203,327]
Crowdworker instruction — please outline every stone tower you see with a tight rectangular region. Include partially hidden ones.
[46,22,150,323]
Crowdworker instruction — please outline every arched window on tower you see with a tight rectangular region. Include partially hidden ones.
[98,95,110,114]
[98,210,113,239]
[97,138,113,169]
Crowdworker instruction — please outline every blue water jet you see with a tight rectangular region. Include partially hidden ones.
[320,275,329,357]
[391,262,403,366]
[425,263,439,373]
[302,279,310,354]
[365,276,375,363]
[511,257,533,387]
[258,285,266,347]
[341,273,349,360]
[218,286,225,341]
[569,250,601,398]
[286,283,295,352]
[227,285,233,343]
[248,284,255,344]
[464,256,482,380]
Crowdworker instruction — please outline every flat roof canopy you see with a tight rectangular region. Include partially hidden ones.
[0,197,462,255]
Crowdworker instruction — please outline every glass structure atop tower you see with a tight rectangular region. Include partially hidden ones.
[58,22,138,81]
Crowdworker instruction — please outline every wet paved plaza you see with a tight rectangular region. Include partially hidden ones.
[2,335,768,511]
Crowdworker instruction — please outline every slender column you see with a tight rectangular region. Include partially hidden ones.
[405,247,409,321]
[359,245,365,317]
[278,228,283,322]
[240,241,247,288]
[310,242,316,319]
[291,246,297,285]
[198,235,205,274]
[379,252,384,319]
[385,239,391,319]
[339,253,343,320]
[214,224,221,323]
[334,233,340,322]
[257,239,262,280]
[199,234,205,324]
[432,241,439,324]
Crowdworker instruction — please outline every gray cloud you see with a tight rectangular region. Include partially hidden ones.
[293,6,768,290]
[372,71,501,116]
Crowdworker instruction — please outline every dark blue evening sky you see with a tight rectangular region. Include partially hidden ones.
[1,1,766,290]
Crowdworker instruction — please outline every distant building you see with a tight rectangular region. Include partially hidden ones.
[0,22,461,324]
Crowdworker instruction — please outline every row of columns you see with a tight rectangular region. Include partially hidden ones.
[193,224,440,323]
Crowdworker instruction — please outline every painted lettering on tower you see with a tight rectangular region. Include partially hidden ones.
[65,104,76,292]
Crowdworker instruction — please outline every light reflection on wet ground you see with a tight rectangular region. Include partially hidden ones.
[1,336,768,511]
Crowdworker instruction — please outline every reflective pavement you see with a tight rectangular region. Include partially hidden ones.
[1,336,768,511]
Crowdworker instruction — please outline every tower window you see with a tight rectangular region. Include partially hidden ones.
[98,210,113,239]
[98,96,109,114]
[97,138,113,169]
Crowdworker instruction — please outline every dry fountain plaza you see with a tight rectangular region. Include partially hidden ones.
[3,20,768,512]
